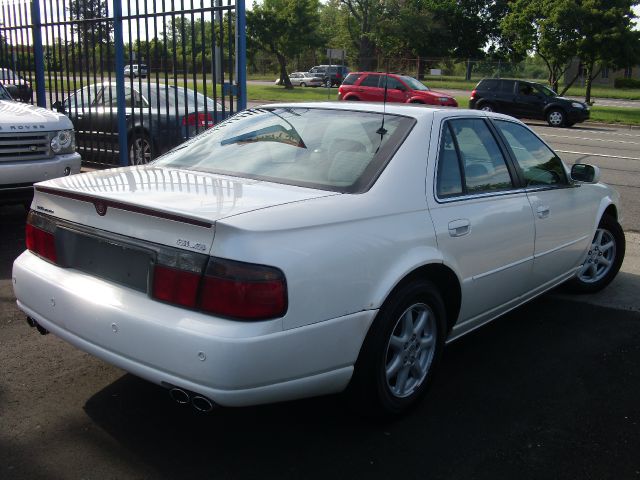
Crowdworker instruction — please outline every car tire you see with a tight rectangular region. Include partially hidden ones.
[128,132,153,166]
[325,79,331,88]
[347,96,360,101]
[479,102,494,112]
[546,108,566,127]
[347,279,446,416]
[565,215,625,293]
[300,82,306,87]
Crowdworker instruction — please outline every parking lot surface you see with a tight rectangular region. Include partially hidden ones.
[2,197,640,479]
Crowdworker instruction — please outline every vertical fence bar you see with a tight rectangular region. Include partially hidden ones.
[30,0,46,107]
[113,0,129,166]
[236,0,245,110]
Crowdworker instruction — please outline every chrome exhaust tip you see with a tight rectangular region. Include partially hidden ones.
[27,317,49,335]
[169,388,190,405]
[191,395,214,413]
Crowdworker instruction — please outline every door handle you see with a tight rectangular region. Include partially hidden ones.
[537,205,550,218]
[448,219,470,237]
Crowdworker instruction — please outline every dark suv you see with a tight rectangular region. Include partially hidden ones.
[308,65,350,87]
[469,79,589,127]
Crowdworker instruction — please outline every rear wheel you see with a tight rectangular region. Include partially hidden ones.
[479,102,494,112]
[547,108,566,127]
[348,279,446,416]
[128,132,153,165]
[565,215,625,293]
[325,79,332,88]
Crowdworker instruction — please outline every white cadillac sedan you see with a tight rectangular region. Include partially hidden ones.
[13,103,625,415]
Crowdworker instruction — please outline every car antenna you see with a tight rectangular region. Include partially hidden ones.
[376,62,389,137]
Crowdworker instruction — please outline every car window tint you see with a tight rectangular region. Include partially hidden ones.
[499,80,514,93]
[342,73,361,85]
[448,118,514,194]
[494,120,568,187]
[385,76,405,90]
[67,85,97,109]
[360,75,381,87]
[480,79,498,91]
[436,124,463,197]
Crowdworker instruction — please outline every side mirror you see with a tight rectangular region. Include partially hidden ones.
[52,100,65,113]
[571,163,600,183]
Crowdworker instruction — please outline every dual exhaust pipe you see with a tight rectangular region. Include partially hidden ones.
[26,316,49,335]
[168,386,216,413]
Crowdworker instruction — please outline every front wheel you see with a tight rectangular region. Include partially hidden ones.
[300,82,306,87]
[325,79,331,88]
[129,132,153,165]
[565,215,625,293]
[547,108,566,127]
[347,279,446,416]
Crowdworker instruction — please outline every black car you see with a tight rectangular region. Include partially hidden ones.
[55,82,224,165]
[469,79,590,128]
[308,65,350,87]
[0,68,33,102]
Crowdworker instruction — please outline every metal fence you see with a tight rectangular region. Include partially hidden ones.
[0,0,246,167]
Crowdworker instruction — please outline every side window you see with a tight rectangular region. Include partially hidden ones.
[499,80,514,93]
[436,124,463,197]
[449,118,514,194]
[480,79,498,91]
[494,120,569,187]
[359,75,381,87]
[342,73,361,85]
[385,76,405,90]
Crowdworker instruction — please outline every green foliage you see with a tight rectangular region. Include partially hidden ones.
[247,0,323,86]
[614,78,640,89]
[68,0,113,46]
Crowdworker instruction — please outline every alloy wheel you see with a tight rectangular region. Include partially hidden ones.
[577,228,617,283]
[384,302,437,398]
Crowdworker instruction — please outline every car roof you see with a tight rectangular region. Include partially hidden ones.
[258,101,513,122]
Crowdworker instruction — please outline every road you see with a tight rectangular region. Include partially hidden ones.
[1,114,640,480]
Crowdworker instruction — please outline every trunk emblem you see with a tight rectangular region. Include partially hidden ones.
[94,201,107,216]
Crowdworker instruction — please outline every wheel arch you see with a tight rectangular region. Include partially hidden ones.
[382,263,461,334]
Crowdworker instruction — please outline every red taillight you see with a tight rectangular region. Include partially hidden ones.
[336,73,342,79]
[470,89,476,100]
[200,258,287,320]
[182,112,215,128]
[152,265,201,308]
[151,255,287,320]
[25,214,57,263]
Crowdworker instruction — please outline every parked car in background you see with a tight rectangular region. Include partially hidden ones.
[309,65,350,87]
[0,67,33,102]
[274,72,325,87]
[14,103,624,416]
[469,78,590,127]
[54,82,224,165]
[338,72,458,107]
[124,64,148,78]
[0,82,80,207]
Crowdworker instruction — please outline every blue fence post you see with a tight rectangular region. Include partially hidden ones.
[30,0,46,107]
[113,0,129,167]
[236,0,246,111]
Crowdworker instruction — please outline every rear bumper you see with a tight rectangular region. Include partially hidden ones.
[13,250,375,407]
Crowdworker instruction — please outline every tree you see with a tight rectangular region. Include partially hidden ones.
[340,0,381,71]
[576,0,640,103]
[247,0,323,89]
[501,0,581,93]
[69,0,113,47]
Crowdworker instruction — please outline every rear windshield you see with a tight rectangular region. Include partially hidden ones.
[154,107,415,193]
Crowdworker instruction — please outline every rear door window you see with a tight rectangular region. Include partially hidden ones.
[342,73,361,85]
[360,75,381,87]
[436,118,515,198]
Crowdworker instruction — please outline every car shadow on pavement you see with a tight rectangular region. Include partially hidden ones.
[82,296,640,480]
